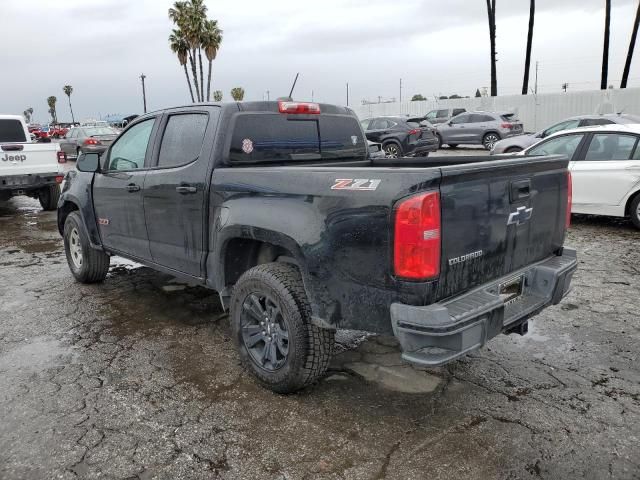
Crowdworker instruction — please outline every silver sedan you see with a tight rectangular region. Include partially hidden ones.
[59,126,120,159]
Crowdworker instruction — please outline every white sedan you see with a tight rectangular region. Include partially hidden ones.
[522,124,640,228]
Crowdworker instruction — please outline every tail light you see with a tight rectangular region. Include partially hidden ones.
[57,151,67,164]
[566,171,572,229]
[84,138,101,145]
[55,175,64,184]
[278,101,321,114]
[394,191,441,280]
[408,128,420,135]
[501,123,513,129]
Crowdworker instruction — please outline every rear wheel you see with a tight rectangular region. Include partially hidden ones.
[436,134,443,149]
[63,212,110,283]
[483,133,501,150]
[383,143,402,158]
[230,262,335,393]
[630,195,640,229]
[38,184,60,211]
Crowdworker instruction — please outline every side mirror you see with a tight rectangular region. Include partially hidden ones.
[77,152,101,173]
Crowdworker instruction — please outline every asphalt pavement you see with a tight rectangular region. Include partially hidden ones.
[0,159,639,479]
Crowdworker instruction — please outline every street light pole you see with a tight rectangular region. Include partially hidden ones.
[140,73,147,113]
[346,82,349,106]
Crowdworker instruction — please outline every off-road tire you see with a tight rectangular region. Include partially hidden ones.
[63,211,110,283]
[630,195,640,229]
[38,184,61,211]
[230,262,335,393]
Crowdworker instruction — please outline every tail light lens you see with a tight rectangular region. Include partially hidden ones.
[566,171,572,229]
[55,175,64,184]
[408,128,420,135]
[501,123,513,129]
[394,191,441,280]
[57,151,67,164]
[84,138,101,145]
[278,101,321,114]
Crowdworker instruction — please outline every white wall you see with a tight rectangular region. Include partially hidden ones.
[352,87,640,132]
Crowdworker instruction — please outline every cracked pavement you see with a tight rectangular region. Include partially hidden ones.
[0,194,639,480]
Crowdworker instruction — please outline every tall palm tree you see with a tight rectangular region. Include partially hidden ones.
[169,1,201,101]
[23,107,33,123]
[602,0,611,89]
[63,85,75,123]
[486,0,498,96]
[202,19,223,101]
[522,0,535,94]
[170,29,195,102]
[231,87,245,101]
[190,0,207,101]
[47,96,57,123]
[621,0,640,88]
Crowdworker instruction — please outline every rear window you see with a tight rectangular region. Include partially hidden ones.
[501,114,518,122]
[0,119,27,143]
[157,113,209,167]
[229,114,367,164]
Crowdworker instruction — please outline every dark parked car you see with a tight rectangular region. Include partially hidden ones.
[436,111,523,150]
[59,126,120,159]
[360,116,439,158]
[491,113,640,154]
[58,100,576,393]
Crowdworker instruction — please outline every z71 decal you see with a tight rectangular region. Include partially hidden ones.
[331,179,381,191]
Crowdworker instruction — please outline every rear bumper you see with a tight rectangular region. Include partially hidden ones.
[0,173,62,193]
[390,249,578,367]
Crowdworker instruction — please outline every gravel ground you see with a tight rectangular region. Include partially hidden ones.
[0,168,639,479]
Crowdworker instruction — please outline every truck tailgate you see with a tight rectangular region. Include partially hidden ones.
[436,155,569,301]
[0,143,61,176]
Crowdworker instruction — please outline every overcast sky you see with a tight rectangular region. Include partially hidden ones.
[3,0,640,122]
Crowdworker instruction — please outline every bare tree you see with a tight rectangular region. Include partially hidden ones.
[486,0,498,96]
[621,0,640,88]
[522,0,535,94]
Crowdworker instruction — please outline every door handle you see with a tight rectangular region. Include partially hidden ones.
[176,185,197,194]
[510,179,531,202]
[125,184,141,192]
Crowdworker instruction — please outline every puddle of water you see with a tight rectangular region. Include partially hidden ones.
[0,337,73,371]
[19,240,62,254]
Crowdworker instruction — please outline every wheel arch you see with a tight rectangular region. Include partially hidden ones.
[624,188,640,216]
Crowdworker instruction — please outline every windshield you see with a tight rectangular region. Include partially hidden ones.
[83,127,118,136]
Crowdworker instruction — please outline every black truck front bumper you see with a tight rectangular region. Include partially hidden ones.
[390,249,578,367]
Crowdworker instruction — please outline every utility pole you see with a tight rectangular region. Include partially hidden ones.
[399,78,402,104]
[562,83,568,92]
[311,90,314,102]
[266,90,270,101]
[534,61,539,95]
[140,73,147,113]
[346,82,349,106]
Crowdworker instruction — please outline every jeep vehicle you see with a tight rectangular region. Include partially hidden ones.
[58,101,577,393]
[0,114,66,210]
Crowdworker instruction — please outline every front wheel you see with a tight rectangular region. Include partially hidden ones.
[505,146,523,153]
[383,143,402,158]
[64,212,110,283]
[630,195,640,229]
[483,133,501,150]
[38,184,61,211]
[230,262,335,393]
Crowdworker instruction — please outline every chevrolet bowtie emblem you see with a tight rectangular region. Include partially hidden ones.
[507,206,533,226]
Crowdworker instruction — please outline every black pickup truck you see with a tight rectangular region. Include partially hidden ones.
[58,101,577,393]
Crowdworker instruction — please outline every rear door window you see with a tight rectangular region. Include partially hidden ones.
[452,108,466,116]
[527,133,585,159]
[584,133,637,161]
[157,113,209,168]
[0,119,27,143]
[229,113,366,164]
[580,118,614,127]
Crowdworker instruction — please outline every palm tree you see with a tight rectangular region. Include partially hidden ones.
[190,0,207,101]
[486,0,498,96]
[231,87,245,101]
[63,85,75,123]
[602,0,611,90]
[23,108,33,123]
[213,90,223,101]
[170,29,195,102]
[522,0,535,94]
[169,1,201,101]
[47,96,57,123]
[202,19,223,101]
[622,0,640,88]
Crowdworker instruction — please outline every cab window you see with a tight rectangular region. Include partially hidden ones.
[106,119,155,171]
[157,113,209,168]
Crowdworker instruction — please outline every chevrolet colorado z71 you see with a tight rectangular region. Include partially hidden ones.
[1,115,66,210]
[58,101,577,393]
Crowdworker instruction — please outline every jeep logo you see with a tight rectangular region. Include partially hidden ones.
[1,153,27,162]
